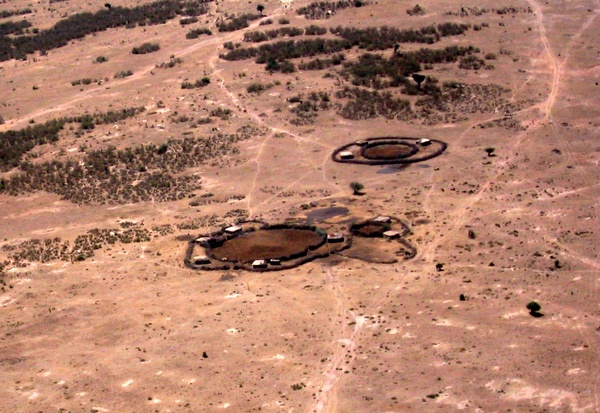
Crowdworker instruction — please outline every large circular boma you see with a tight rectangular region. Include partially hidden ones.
[331,137,447,165]
[210,228,324,263]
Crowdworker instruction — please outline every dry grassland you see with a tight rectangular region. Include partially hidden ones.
[0,0,598,412]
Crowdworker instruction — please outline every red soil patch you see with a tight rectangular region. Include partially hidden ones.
[354,223,388,237]
[362,144,415,159]
[210,228,323,262]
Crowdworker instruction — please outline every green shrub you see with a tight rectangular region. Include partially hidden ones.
[180,17,198,25]
[186,27,212,39]
[132,42,160,54]
[350,181,364,194]
[114,70,133,79]
[181,77,210,89]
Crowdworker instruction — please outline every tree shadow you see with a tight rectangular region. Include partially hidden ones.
[529,311,544,318]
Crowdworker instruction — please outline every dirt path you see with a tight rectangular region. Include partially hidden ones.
[312,265,365,413]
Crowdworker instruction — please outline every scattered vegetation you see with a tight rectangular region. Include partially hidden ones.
[246,82,275,94]
[0,108,144,171]
[243,26,311,42]
[444,6,532,16]
[406,4,425,16]
[186,27,212,39]
[179,16,198,25]
[71,78,103,86]
[155,56,183,68]
[132,42,160,54]
[221,38,350,65]
[289,92,331,125]
[265,59,295,73]
[222,22,472,72]
[181,77,210,89]
[336,87,411,120]
[341,46,477,89]
[298,53,345,70]
[0,8,32,19]
[297,0,367,20]
[3,224,151,264]
[459,55,486,70]
[217,13,261,32]
[0,0,212,61]
[210,108,232,120]
[114,69,133,78]
[0,19,32,36]
[330,22,471,49]
[1,132,250,204]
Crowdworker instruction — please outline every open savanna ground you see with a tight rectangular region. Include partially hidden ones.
[0,0,598,412]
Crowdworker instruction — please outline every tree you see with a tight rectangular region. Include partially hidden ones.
[393,44,400,55]
[526,301,541,312]
[257,4,265,16]
[485,147,496,157]
[412,73,426,90]
[350,181,364,195]
[104,3,112,9]
[526,301,543,317]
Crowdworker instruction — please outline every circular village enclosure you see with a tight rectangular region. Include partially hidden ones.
[332,137,447,165]
[185,222,350,272]
[348,215,417,260]
[185,216,417,272]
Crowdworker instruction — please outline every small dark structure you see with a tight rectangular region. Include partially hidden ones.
[193,255,211,265]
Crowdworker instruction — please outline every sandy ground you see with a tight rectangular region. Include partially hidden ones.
[0,0,598,412]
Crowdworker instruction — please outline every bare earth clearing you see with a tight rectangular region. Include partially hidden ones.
[0,0,598,412]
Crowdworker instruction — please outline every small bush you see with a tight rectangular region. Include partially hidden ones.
[350,181,364,194]
[278,18,290,24]
[132,42,160,55]
[459,55,485,70]
[71,78,100,86]
[155,57,183,68]
[114,70,133,78]
[180,17,198,25]
[247,82,271,94]
[407,4,426,16]
[186,27,212,39]
[181,78,210,89]
[94,56,108,63]
[218,13,261,32]
[210,107,232,119]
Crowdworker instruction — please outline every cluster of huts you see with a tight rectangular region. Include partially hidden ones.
[192,226,346,269]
